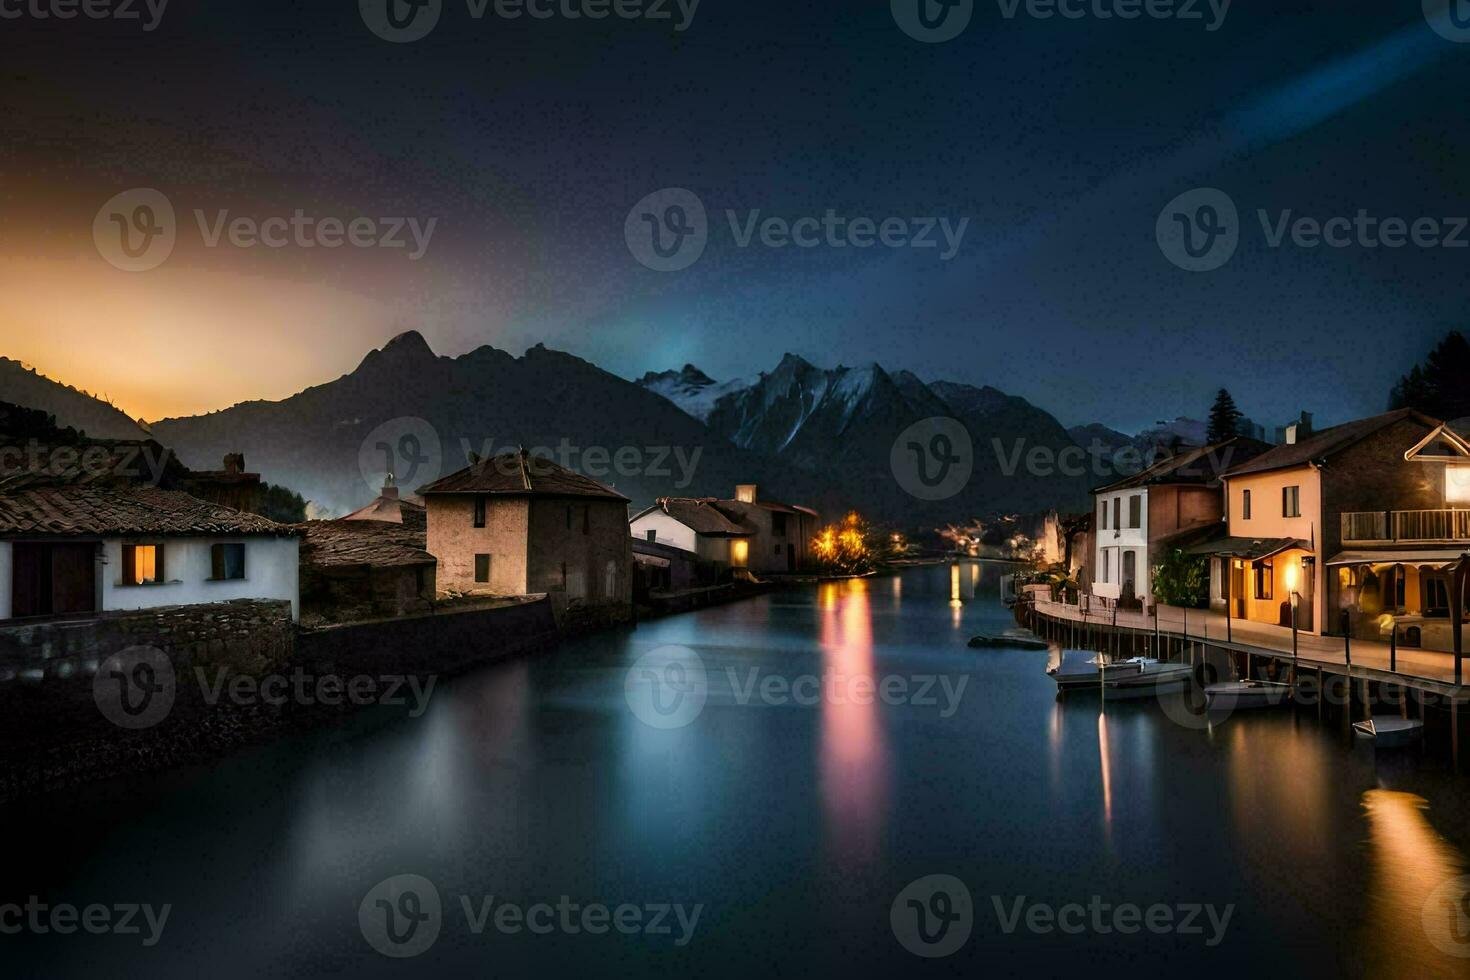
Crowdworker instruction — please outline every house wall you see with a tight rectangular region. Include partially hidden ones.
[629,510,698,552]
[740,507,818,574]
[1092,488,1148,601]
[97,536,299,620]
[427,496,530,595]
[1223,466,1322,631]
[526,497,632,608]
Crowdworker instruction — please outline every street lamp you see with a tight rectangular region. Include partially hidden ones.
[1286,560,1301,681]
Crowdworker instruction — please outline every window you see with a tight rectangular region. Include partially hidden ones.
[209,543,246,581]
[474,554,491,583]
[1242,489,1252,520]
[772,513,788,536]
[1424,574,1450,618]
[1128,495,1142,529]
[121,543,163,585]
[1112,498,1121,533]
[1101,549,1111,584]
[473,497,486,528]
[1254,559,1273,600]
[1098,500,1108,531]
[1282,485,1301,518]
[646,529,657,542]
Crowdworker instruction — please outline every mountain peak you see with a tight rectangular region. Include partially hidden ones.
[380,330,435,358]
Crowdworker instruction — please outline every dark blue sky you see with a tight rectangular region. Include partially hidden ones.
[4,1,1468,429]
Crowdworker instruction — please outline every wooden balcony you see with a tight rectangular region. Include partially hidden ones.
[1341,509,1470,545]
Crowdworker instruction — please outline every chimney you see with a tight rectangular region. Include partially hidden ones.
[1285,424,1300,445]
[735,484,758,503]
[223,452,244,475]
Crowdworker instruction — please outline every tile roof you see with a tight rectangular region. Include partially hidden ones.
[635,498,754,536]
[1094,437,1270,493]
[0,485,292,537]
[296,520,435,568]
[0,440,180,491]
[419,449,629,501]
[1222,409,1439,478]
[342,492,426,524]
[1184,536,1311,560]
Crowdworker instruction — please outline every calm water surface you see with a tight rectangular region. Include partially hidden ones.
[6,563,1470,978]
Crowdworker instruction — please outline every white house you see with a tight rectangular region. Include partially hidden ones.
[0,485,301,621]
[629,497,753,569]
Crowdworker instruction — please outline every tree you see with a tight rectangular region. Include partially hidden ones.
[1207,389,1243,444]
[1152,548,1209,609]
[1390,331,1470,422]
[811,511,877,576]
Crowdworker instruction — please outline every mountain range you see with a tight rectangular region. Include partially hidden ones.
[0,334,1102,527]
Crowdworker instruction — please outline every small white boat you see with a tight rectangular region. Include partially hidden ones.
[1205,680,1293,710]
[1048,652,1171,692]
[1353,716,1425,749]
[1102,661,1194,699]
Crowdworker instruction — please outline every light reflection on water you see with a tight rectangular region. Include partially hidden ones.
[5,561,1470,979]
[818,579,889,866]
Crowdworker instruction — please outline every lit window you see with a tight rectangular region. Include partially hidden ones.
[122,543,162,585]
[1448,466,1470,504]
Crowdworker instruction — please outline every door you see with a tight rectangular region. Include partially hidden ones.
[1230,561,1246,619]
[787,544,797,572]
[10,542,98,618]
[1121,550,1137,599]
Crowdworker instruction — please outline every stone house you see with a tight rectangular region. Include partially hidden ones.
[0,484,301,621]
[295,519,435,626]
[419,450,632,625]
[629,484,819,578]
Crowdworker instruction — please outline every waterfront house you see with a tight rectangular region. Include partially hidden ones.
[419,449,632,625]
[0,484,301,621]
[295,519,435,626]
[629,485,818,578]
[1086,438,1269,609]
[628,496,753,582]
[1195,409,1469,651]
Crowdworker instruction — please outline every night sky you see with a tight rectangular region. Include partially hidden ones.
[3,1,1469,430]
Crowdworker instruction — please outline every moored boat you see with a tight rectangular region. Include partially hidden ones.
[1205,680,1293,710]
[1101,661,1194,699]
[1048,651,1166,692]
[1352,716,1426,749]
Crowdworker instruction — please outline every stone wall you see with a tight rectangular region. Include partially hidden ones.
[0,598,295,683]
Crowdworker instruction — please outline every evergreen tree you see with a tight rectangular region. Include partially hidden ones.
[1390,331,1470,421]
[1207,389,1243,444]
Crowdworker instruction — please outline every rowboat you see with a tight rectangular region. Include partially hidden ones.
[1353,716,1426,748]
[1204,680,1293,710]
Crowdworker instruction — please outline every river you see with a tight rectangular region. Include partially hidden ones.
[5,562,1470,977]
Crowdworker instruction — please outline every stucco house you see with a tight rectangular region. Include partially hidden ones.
[630,485,818,579]
[1195,409,1469,651]
[1086,437,1268,608]
[0,484,301,621]
[419,450,632,625]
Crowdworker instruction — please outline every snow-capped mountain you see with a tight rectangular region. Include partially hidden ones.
[635,365,751,423]
[640,354,1093,515]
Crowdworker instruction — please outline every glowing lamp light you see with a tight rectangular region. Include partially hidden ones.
[1285,561,1299,594]
[731,539,749,566]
